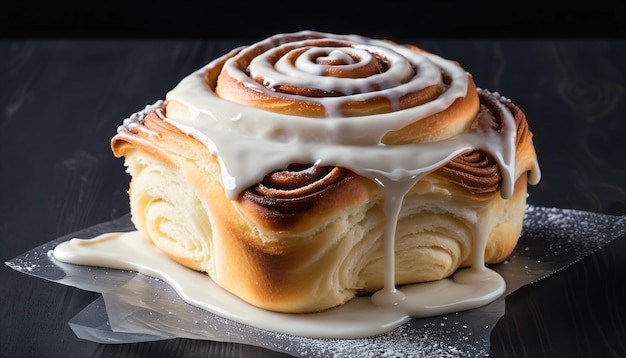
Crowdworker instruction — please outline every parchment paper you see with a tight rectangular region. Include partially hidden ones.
[6,205,626,357]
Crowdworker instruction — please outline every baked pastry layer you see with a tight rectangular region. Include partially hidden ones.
[111,31,539,313]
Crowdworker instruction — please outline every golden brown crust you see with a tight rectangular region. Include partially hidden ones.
[431,89,537,195]
[381,77,480,144]
[239,165,375,232]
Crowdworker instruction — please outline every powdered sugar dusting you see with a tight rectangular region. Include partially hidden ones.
[523,205,625,259]
[264,315,493,357]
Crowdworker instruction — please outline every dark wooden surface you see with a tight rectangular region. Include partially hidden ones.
[1,36,625,357]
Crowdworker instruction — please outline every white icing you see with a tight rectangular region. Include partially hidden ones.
[54,31,541,339]
[53,231,504,339]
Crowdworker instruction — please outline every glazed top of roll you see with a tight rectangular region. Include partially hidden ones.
[130,30,539,201]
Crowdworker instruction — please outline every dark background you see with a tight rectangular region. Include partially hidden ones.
[1,1,625,39]
[1,2,625,357]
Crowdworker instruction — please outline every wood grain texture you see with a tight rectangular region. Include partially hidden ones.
[1,38,624,357]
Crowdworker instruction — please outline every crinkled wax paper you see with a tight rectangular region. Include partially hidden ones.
[6,205,626,357]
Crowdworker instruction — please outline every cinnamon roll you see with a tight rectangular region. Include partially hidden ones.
[111,31,540,313]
